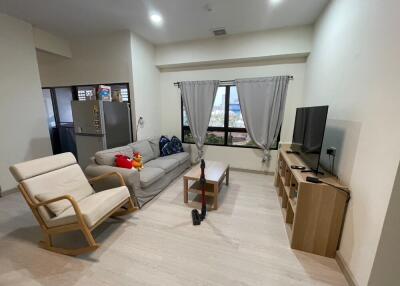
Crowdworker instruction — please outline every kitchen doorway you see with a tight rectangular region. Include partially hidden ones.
[42,87,78,157]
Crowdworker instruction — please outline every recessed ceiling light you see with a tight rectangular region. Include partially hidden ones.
[270,0,283,6]
[150,13,163,26]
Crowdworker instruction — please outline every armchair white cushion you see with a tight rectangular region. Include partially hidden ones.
[32,165,94,216]
[47,186,130,228]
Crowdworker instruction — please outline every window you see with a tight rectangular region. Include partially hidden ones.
[181,85,280,149]
[77,84,130,102]
[111,84,130,102]
[77,86,96,101]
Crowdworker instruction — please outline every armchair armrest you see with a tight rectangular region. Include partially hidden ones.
[88,172,126,187]
[35,194,77,208]
[34,195,84,222]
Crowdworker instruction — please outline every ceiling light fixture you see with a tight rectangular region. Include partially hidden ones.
[270,0,283,6]
[150,13,163,26]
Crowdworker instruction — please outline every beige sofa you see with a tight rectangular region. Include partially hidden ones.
[85,137,192,207]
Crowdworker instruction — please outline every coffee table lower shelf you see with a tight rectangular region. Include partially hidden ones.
[183,161,229,210]
[185,181,220,210]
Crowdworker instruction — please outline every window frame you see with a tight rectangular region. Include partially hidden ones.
[181,85,280,150]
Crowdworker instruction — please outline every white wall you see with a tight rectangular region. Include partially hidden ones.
[36,31,163,141]
[36,31,137,137]
[156,26,310,172]
[303,0,400,285]
[156,25,313,69]
[160,60,306,172]
[33,27,72,58]
[131,33,161,139]
[0,13,52,192]
[368,162,400,285]
[37,31,133,87]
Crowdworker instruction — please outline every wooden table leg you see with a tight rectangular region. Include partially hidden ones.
[213,183,219,210]
[184,178,188,204]
[226,166,230,185]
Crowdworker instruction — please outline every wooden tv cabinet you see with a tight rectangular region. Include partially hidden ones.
[274,145,349,258]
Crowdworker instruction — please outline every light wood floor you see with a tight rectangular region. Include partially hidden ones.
[0,171,347,286]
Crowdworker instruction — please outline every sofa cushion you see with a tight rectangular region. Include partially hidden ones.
[95,146,132,166]
[139,167,165,188]
[145,157,179,173]
[24,164,94,216]
[129,140,155,163]
[46,186,130,228]
[148,137,161,158]
[163,152,190,164]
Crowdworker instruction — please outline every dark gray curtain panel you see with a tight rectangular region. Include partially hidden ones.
[180,80,219,158]
[236,76,290,161]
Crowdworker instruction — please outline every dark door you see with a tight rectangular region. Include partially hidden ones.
[42,87,77,157]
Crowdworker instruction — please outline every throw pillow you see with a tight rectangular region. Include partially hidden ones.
[159,136,170,157]
[171,136,184,153]
[161,142,175,157]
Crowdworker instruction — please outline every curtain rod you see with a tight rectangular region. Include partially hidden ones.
[173,76,293,86]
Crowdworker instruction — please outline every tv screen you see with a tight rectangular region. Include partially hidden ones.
[291,106,329,174]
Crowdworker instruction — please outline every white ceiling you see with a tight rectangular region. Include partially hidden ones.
[0,0,329,45]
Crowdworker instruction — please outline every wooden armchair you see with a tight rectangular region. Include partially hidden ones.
[9,152,137,256]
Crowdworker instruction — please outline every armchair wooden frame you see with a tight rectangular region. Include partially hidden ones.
[18,172,137,256]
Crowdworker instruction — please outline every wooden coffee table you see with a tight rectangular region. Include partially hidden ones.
[183,161,229,210]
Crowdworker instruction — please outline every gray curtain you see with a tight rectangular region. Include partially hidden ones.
[180,80,220,158]
[236,76,290,161]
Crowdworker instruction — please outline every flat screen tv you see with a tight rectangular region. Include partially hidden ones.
[291,105,329,174]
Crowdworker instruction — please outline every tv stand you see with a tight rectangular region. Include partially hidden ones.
[274,144,349,258]
[301,169,324,175]
[285,150,300,155]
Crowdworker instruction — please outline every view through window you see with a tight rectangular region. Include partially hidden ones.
[182,85,279,149]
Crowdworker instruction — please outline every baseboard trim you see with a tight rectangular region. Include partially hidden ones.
[336,251,357,286]
[230,167,274,176]
[0,188,18,197]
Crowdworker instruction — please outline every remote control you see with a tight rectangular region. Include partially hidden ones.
[291,165,306,170]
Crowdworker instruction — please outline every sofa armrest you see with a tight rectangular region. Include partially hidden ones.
[88,172,126,187]
[85,164,140,193]
[182,143,198,164]
[182,143,191,154]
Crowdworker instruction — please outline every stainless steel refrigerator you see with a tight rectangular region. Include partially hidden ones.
[72,100,132,168]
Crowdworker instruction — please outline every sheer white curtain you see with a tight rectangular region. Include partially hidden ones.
[180,80,220,158]
[236,76,290,161]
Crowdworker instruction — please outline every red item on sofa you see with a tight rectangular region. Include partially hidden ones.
[115,155,132,169]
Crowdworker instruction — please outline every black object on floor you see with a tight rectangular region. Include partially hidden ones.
[192,209,201,225]
[192,159,207,226]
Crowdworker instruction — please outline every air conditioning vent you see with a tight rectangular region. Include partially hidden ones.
[212,28,227,37]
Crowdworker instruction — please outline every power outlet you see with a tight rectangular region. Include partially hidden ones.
[327,147,336,156]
